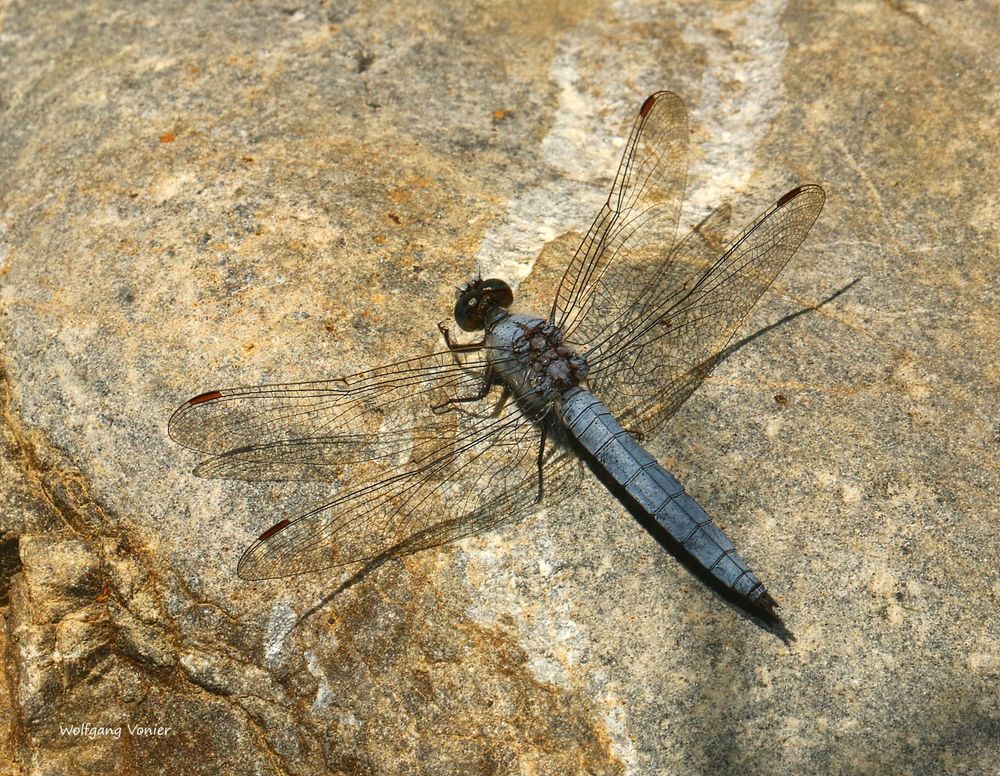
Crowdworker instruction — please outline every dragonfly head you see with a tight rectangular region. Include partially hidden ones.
[454,278,513,331]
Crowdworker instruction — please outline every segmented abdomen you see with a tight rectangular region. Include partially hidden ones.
[558,388,767,603]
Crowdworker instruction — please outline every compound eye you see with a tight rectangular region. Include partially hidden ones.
[453,278,514,331]
[480,279,513,308]
[454,288,484,331]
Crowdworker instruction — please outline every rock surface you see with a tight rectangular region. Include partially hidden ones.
[1,0,998,773]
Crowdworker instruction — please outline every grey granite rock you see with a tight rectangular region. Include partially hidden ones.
[1,0,998,774]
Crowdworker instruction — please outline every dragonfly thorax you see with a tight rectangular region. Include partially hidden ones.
[488,315,590,405]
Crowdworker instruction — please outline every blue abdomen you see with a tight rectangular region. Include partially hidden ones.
[557,387,770,605]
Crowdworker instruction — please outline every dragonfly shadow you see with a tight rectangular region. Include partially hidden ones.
[714,277,861,370]
[290,554,395,634]
[287,510,514,635]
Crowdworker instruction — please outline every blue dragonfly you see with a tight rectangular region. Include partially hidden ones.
[170,92,825,636]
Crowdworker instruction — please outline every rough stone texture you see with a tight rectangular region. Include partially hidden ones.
[1,0,998,774]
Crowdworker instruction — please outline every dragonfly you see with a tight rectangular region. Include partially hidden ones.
[169,92,825,634]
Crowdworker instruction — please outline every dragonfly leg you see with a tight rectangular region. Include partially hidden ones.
[437,320,486,351]
[489,385,511,417]
[431,367,499,415]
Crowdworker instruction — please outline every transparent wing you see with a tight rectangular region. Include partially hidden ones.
[549,92,689,337]
[169,351,497,482]
[169,350,580,578]
[237,414,578,579]
[581,185,827,434]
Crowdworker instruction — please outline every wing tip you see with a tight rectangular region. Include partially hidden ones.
[638,90,684,119]
[257,518,291,542]
[236,519,298,580]
[188,390,223,406]
[776,187,801,207]
[168,390,224,445]
[236,545,270,581]
[236,561,265,581]
[776,183,826,209]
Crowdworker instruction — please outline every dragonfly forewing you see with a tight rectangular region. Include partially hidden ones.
[550,92,689,338]
[583,185,826,437]
[169,350,581,578]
